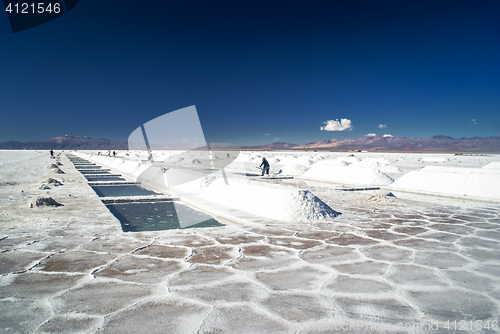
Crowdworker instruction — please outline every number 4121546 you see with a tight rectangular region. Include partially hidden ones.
[5,3,61,14]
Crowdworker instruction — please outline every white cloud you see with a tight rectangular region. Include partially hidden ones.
[383,134,393,137]
[320,119,353,131]
[365,133,376,137]
[471,119,477,125]
[264,133,270,136]
[274,138,279,141]
[378,124,387,129]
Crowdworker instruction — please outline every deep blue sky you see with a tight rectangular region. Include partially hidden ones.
[1,0,499,145]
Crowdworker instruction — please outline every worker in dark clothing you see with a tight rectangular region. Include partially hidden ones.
[50,150,54,159]
[260,157,270,176]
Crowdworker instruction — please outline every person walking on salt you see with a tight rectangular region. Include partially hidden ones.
[260,157,270,176]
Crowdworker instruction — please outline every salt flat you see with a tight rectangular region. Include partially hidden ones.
[1,150,499,334]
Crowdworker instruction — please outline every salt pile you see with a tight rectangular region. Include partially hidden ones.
[295,157,314,166]
[380,166,403,173]
[311,159,348,167]
[267,157,280,165]
[46,178,63,186]
[39,178,63,190]
[26,196,63,208]
[276,157,299,165]
[276,164,308,176]
[391,166,500,200]
[483,162,500,169]
[50,166,65,174]
[199,178,340,222]
[302,165,394,186]
[337,156,361,164]
[351,157,390,168]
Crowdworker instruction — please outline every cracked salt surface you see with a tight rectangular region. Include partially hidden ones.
[1,150,500,333]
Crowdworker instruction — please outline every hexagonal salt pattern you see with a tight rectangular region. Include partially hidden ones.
[1,152,500,333]
[3,202,499,333]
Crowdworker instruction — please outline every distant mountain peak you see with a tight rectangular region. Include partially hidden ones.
[431,135,455,140]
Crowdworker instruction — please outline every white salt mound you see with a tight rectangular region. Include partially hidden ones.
[166,156,184,164]
[296,157,314,166]
[199,178,340,222]
[268,157,280,165]
[312,159,348,167]
[380,166,403,173]
[277,157,299,165]
[483,162,500,169]
[338,156,361,164]
[353,158,391,168]
[39,184,51,190]
[27,196,63,208]
[391,166,500,200]
[277,164,308,176]
[302,165,394,186]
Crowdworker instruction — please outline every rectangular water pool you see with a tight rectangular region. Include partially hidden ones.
[106,202,223,232]
[91,185,160,197]
[86,177,126,182]
[80,170,112,174]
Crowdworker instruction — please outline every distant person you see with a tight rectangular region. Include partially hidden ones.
[50,150,54,159]
[113,151,116,157]
[108,150,111,156]
[260,157,270,176]
[97,151,101,156]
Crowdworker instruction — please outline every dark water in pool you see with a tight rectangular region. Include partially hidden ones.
[91,185,159,197]
[80,171,111,174]
[106,202,223,232]
[86,177,126,182]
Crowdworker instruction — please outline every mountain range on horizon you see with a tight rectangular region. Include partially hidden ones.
[0,136,128,150]
[241,135,500,153]
[0,135,499,153]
